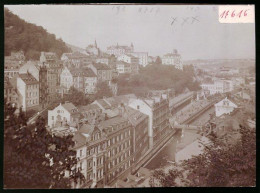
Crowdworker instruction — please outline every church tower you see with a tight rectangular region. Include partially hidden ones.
[94,39,97,48]
[131,42,134,52]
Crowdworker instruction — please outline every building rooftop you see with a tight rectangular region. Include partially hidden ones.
[123,106,148,126]
[99,116,128,132]
[19,73,39,85]
[78,104,101,113]
[92,62,111,70]
[61,102,78,114]
[96,99,111,110]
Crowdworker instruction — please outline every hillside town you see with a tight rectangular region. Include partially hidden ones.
[4,42,255,188]
[4,5,255,189]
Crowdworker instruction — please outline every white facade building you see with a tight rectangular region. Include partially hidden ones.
[48,102,80,128]
[201,79,233,95]
[131,52,148,67]
[162,49,183,70]
[214,97,238,117]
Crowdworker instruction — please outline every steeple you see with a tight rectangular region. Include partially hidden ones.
[94,39,97,48]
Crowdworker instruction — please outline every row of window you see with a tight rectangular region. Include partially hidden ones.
[27,91,38,97]
[27,99,38,106]
[108,130,130,146]
[108,150,131,169]
[108,140,131,157]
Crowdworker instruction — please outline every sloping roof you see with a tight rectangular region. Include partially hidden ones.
[214,97,238,108]
[93,63,111,70]
[99,116,127,130]
[78,104,101,113]
[96,99,111,109]
[73,132,87,149]
[124,106,147,126]
[61,102,78,114]
[19,73,38,85]
[79,124,96,135]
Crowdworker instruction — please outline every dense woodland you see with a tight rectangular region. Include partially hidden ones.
[4,8,71,60]
[116,64,201,97]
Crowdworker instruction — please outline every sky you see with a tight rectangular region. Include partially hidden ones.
[5,4,255,60]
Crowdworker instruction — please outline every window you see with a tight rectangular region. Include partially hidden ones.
[80,150,82,157]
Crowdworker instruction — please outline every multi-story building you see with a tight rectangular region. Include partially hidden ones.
[99,116,133,186]
[88,63,113,83]
[120,106,149,166]
[128,95,170,148]
[60,67,97,94]
[201,79,233,95]
[162,49,183,70]
[116,62,132,74]
[19,61,48,109]
[70,115,133,188]
[40,52,62,103]
[117,54,139,74]
[107,43,134,57]
[17,73,40,112]
[60,67,74,93]
[61,52,91,68]
[131,52,148,67]
[95,57,109,65]
[48,102,80,128]
[4,55,22,79]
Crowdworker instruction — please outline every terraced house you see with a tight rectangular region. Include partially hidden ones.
[71,115,133,188]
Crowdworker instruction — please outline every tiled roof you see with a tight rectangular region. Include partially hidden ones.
[19,73,38,85]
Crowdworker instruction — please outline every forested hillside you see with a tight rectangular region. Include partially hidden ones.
[4,8,71,60]
[116,64,201,97]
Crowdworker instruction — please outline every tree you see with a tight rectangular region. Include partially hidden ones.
[62,87,90,106]
[4,101,84,188]
[95,81,113,99]
[149,124,256,187]
[155,56,162,65]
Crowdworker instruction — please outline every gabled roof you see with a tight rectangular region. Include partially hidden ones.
[61,102,78,114]
[123,106,148,126]
[19,73,38,85]
[214,97,238,108]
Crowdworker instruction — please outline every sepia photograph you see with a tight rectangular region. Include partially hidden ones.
[3,4,256,189]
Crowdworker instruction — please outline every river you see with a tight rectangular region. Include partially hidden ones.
[145,105,215,170]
